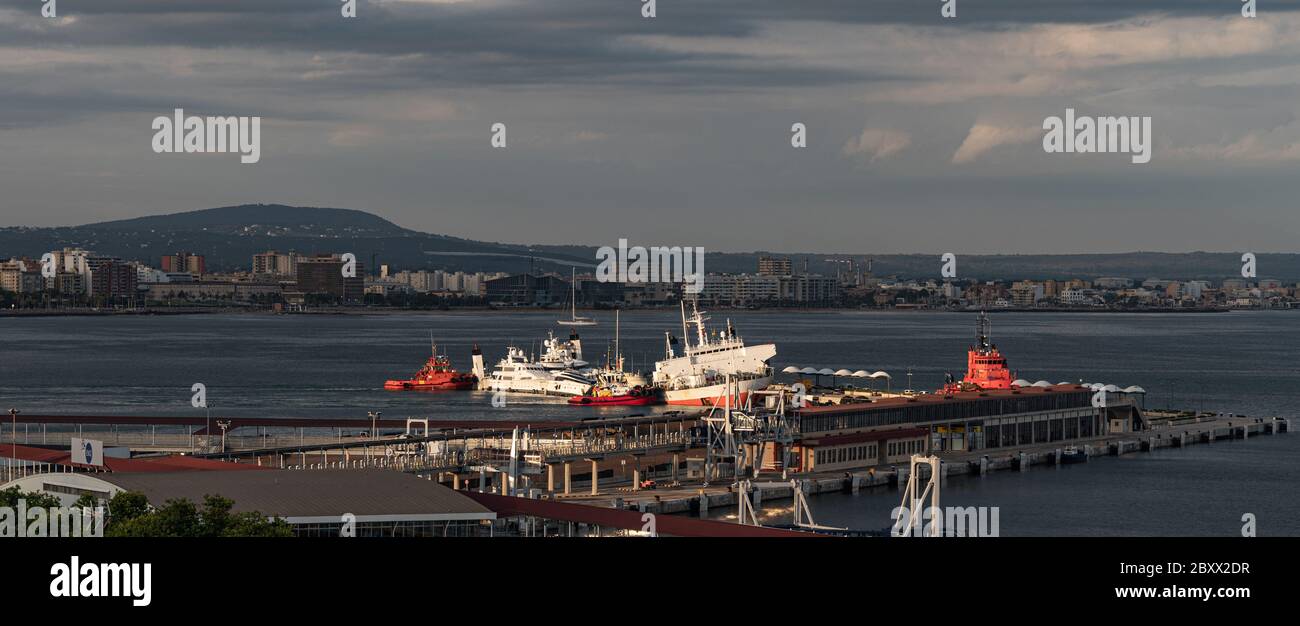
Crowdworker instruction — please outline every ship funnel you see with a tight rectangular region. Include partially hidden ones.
[570,334,583,362]
[471,345,487,390]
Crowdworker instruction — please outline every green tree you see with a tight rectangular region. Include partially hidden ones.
[105,491,293,537]
[0,486,62,509]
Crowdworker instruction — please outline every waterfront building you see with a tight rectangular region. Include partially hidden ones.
[252,250,297,277]
[141,280,281,303]
[1009,281,1043,307]
[757,255,793,276]
[295,254,364,302]
[790,384,1143,473]
[0,258,44,293]
[161,252,206,276]
[86,256,138,299]
[1094,277,1134,289]
[484,273,568,305]
[3,470,496,537]
[698,273,841,306]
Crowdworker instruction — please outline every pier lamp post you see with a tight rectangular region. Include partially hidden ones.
[216,420,231,454]
[368,411,382,441]
[8,408,18,482]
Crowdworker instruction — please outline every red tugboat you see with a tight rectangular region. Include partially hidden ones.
[567,310,663,406]
[940,311,1014,394]
[384,343,478,391]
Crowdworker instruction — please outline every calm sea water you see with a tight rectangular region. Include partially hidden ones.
[2,309,1297,535]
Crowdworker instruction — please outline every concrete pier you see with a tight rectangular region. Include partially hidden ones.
[553,414,1288,517]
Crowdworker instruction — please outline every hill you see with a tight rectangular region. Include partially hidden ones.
[1,205,1297,281]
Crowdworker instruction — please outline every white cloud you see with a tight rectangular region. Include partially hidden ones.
[842,128,910,162]
[951,123,1039,163]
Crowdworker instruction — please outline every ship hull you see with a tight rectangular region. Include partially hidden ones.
[384,380,477,391]
[487,378,592,396]
[567,394,661,406]
[663,376,771,406]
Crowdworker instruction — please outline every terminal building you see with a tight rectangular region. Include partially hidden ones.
[3,469,497,537]
[788,384,1145,473]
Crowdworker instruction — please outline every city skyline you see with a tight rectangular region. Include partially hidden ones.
[1,1,1299,253]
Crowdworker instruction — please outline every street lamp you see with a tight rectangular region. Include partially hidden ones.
[368,411,382,441]
[8,408,18,482]
[216,420,231,454]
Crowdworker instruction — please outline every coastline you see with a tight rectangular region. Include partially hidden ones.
[0,305,1254,318]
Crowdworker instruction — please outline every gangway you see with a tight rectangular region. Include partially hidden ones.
[894,454,941,537]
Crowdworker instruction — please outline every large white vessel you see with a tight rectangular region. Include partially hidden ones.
[486,345,594,396]
[536,330,588,371]
[652,301,776,406]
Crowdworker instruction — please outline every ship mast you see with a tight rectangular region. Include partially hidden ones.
[976,310,992,353]
[680,300,690,354]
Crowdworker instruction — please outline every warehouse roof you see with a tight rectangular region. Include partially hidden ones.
[98,469,493,522]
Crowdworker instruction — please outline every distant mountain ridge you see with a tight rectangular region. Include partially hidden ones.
[1,204,1297,281]
[82,204,409,237]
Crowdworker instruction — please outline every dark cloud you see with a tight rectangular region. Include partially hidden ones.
[1,0,1299,252]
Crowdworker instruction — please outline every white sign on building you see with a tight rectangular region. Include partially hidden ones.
[70,437,104,467]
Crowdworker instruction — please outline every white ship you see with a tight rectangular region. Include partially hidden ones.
[652,301,776,406]
[485,346,595,396]
[536,330,588,371]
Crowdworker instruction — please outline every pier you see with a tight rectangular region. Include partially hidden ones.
[3,403,1290,529]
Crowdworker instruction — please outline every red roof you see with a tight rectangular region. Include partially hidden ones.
[3,443,268,473]
[466,492,822,538]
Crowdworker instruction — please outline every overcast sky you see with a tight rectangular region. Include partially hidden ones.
[1,0,1299,254]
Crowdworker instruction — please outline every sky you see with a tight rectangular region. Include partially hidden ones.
[1,0,1299,254]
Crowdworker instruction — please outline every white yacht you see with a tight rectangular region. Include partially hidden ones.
[486,342,594,397]
[652,301,776,406]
